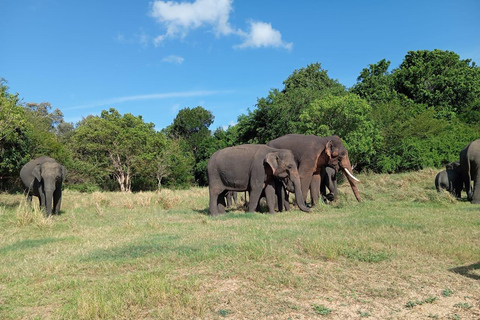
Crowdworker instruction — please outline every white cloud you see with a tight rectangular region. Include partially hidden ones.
[235,21,292,50]
[150,0,237,45]
[65,90,226,110]
[150,0,292,50]
[162,55,185,64]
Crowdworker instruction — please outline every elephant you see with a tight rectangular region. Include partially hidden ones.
[460,139,480,204]
[207,144,310,215]
[277,166,337,207]
[320,166,338,203]
[225,191,237,208]
[276,176,292,211]
[20,156,66,216]
[435,161,462,198]
[267,134,361,206]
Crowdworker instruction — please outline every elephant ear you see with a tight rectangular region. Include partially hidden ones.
[32,164,42,181]
[264,152,279,175]
[325,140,335,159]
[61,166,67,181]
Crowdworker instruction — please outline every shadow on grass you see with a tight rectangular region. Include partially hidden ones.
[80,234,196,262]
[195,208,267,220]
[449,262,480,280]
[0,201,22,210]
[194,205,253,216]
[194,208,209,215]
[0,238,67,254]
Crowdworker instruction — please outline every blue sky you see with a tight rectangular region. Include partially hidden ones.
[1,0,479,131]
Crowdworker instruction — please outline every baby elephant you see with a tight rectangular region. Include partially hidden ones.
[435,161,462,198]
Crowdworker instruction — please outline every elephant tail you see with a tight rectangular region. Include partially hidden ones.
[26,179,34,194]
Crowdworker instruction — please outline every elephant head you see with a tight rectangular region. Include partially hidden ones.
[323,137,361,202]
[446,161,461,172]
[267,134,361,205]
[32,160,66,215]
[264,149,310,212]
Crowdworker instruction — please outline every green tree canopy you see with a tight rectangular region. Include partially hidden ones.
[351,59,397,104]
[0,80,30,187]
[299,94,381,169]
[237,63,346,143]
[393,49,480,120]
[167,106,214,154]
[70,108,163,192]
[165,106,215,185]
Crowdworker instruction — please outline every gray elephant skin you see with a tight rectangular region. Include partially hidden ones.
[267,134,361,205]
[435,161,462,198]
[20,156,66,216]
[207,144,310,215]
[279,166,338,207]
[321,166,338,203]
[460,139,480,204]
[225,190,237,208]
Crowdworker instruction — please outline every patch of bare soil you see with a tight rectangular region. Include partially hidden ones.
[199,259,480,319]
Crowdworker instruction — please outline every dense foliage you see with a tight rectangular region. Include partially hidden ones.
[0,49,478,191]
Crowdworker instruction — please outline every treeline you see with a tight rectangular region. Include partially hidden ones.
[1,49,479,192]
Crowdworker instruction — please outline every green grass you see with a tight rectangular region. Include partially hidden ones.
[0,169,479,319]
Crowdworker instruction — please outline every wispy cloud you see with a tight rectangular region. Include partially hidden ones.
[162,55,185,64]
[150,0,292,50]
[66,90,228,111]
[115,30,151,47]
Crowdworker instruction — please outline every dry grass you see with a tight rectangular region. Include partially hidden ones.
[0,169,479,319]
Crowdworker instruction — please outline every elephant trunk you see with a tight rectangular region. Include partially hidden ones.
[290,172,310,212]
[44,188,54,216]
[340,157,362,202]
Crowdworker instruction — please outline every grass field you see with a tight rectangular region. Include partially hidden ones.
[0,168,479,319]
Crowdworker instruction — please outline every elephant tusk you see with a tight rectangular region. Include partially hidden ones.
[344,168,360,182]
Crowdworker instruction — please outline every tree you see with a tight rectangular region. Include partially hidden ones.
[23,102,72,165]
[71,108,162,192]
[160,138,195,189]
[350,59,397,104]
[393,49,480,120]
[0,79,31,188]
[167,106,214,156]
[237,63,346,144]
[299,94,381,169]
[165,106,215,185]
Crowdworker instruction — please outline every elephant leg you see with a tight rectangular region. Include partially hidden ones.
[217,190,227,214]
[264,181,276,214]
[320,175,327,203]
[284,193,290,211]
[276,181,285,212]
[38,188,46,212]
[209,186,223,215]
[226,192,233,208]
[248,187,263,213]
[53,188,62,214]
[472,170,480,204]
[310,174,321,206]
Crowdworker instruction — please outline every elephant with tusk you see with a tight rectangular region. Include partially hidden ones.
[268,134,361,206]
